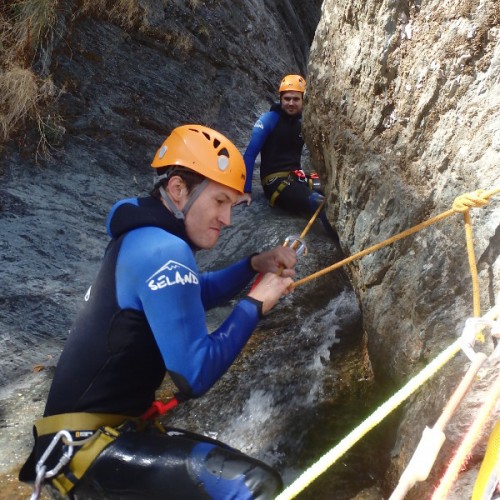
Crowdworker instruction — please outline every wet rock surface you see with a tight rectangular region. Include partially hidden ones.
[305,0,500,497]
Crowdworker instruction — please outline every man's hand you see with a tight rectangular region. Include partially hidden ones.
[235,193,252,206]
[250,247,297,278]
[248,272,294,315]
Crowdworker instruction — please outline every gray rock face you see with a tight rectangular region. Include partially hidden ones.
[0,0,322,386]
[305,0,500,497]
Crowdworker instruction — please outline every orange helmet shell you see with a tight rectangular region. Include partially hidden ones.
[151,125,246,194]
[279,74,306,93]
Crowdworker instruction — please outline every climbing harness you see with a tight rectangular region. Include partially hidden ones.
[275,188,500,499]
[29,399,179,500]
[30,413,130,499]
[31,430,74,500]
[263,169,321,206]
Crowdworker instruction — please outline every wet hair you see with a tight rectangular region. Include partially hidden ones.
[151,166,206,199]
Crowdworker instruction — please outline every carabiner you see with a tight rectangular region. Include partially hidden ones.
[35,429,74,479]
[283,235,308,257]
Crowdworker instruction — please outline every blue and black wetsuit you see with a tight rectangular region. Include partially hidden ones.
[244,104,337,240]
[19,196,282,499]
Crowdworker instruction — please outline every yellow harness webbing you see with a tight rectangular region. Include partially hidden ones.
[262,172,291,207]
[35,412,131,495]
[261,171,291,184]
[35,412,129,436]
[51,426,121,494]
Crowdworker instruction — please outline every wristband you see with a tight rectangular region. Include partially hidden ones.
[244,296,264,319]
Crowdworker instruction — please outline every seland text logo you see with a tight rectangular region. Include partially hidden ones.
[147,260,199,291]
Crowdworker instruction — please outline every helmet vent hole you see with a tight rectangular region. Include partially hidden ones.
[213,138,221,148]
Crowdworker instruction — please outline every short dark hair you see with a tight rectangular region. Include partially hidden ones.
[151,166,205,198]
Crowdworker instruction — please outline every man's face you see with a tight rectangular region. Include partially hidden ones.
[183,181,239,249]
[280,91,303,116]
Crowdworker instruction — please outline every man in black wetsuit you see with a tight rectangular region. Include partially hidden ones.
[240,74,337,239]
[19,125,297,500]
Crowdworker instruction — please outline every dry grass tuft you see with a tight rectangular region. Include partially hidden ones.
[0,0,61,158]
[0,66,39,141]
[12,0,58,56]
[0,0,195,158]
[79,0,144,30]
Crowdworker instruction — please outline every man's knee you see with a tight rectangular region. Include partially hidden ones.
[203,445,283,499]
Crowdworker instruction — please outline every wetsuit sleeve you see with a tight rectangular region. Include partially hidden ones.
[243,111,279,193]
[116,228,261,399]
[199,257,257,310]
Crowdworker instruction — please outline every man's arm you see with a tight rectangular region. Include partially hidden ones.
[242,111,279,193]
[117,228,261,399]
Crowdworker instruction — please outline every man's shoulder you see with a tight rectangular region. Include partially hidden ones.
[254,109,280,130]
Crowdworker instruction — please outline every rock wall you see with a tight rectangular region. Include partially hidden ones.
[0,0,322,385]
[304,0,500,496]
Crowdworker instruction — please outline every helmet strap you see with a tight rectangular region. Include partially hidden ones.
[180,179,209,217]
[159,179,209,220]
[159,186,184,219]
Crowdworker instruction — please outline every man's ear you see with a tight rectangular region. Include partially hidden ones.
[165,175,187,203]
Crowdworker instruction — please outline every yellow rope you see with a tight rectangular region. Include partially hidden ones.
[432,300,500,499]
[290,188,499,291]
[277,188,500,499]
[453,189,492,319]
[472,419,500,500]
[299,198,326,240]
[275,339,463,500]
[432,374,500,499]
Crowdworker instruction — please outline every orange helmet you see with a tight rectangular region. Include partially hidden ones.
[278,74,306,94]
[151,125,246,194]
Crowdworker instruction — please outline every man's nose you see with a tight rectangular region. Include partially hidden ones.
[219,206,231,226]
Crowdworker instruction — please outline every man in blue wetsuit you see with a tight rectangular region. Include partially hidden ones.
[20,125,297,499]
[240,74,337,240]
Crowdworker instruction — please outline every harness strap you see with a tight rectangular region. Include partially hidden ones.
[51,426,121,495]
[35,413,131,496]
[35,412,130,436]
[263,169,316,207]
[269,180,289,207]
[262,171,291,184]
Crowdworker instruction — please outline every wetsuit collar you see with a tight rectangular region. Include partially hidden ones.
[108,196,198,249]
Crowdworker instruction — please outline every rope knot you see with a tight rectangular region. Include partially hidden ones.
[452,190,490,213]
